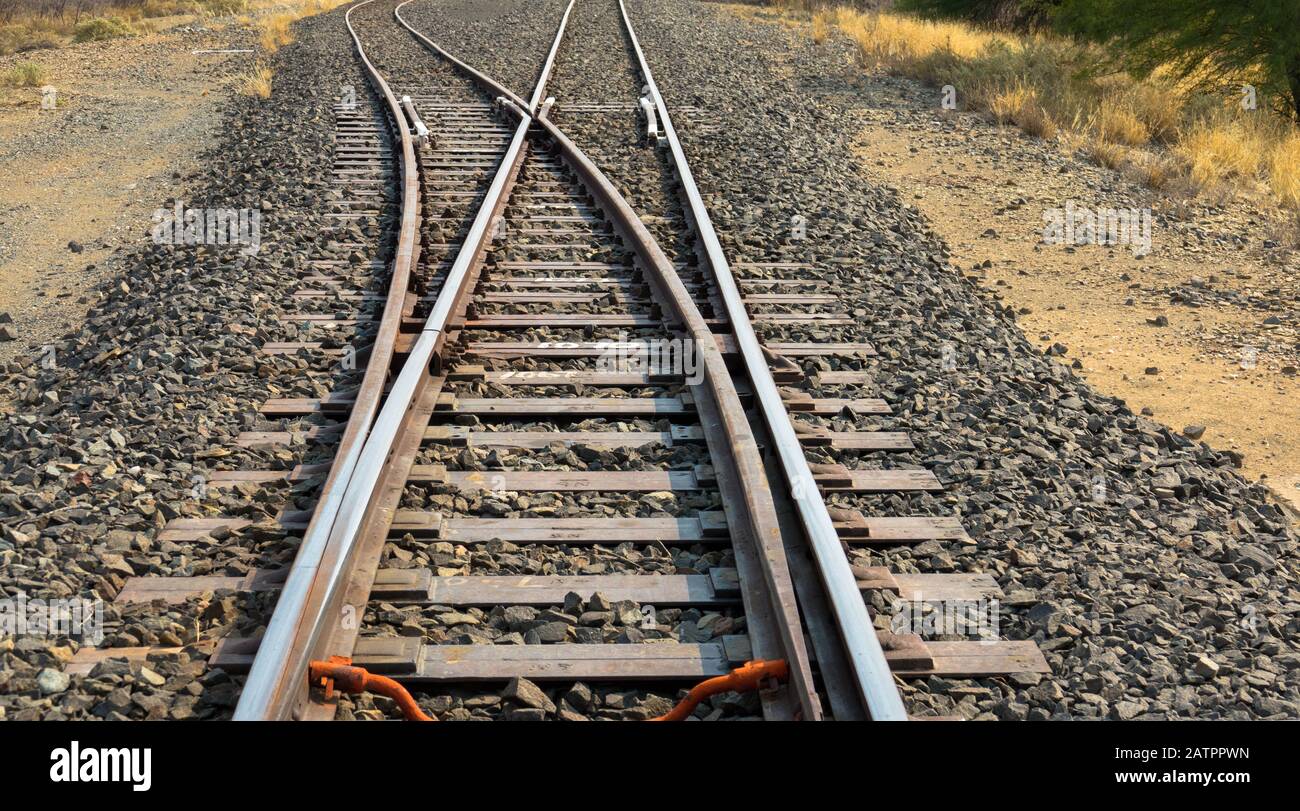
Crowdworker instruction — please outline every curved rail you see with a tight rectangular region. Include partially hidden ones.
[236,0,573,720]
[239,0,871,721]
[397,1,822,720]
[233,0,422,720]
[616,0,907,721]
[529,110,821,719]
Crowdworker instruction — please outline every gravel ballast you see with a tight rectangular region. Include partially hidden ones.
[615,0,1299,719]
[2,0,1295,722]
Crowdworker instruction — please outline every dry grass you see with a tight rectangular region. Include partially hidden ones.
[1269,134,1300,210]
[807,7,1300,211]
[1126,83,1180,144]
[256,0,349,52]
[810,9,830,45]
[990,83,1057,138]
[1087,140,1129,170]
[1094,105,1150,147]
[0,0,345,55]
[237,63,271,98]
[833,6,1011,68]
[1176,118,1266,190]
[258,11,293,51]
[1124,151,1182,190]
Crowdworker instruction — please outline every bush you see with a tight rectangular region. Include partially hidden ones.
[3,61,47,87]
[237,64,272,98]
[1056,0,1300,122]
[72,17,135,43]
[0,24,60,56]
[197,0,249,16]
[810,6,1300,210]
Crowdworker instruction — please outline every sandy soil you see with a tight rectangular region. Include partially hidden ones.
[0,19,254,365]
[852,120,1300,512]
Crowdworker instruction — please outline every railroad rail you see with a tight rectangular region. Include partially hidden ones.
[73,0,1049,721]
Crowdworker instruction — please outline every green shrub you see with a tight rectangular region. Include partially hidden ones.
[3,61,47,87]
[72,17,136,43]
[197,0,249,16]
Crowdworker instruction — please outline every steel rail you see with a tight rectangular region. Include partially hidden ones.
[394,3,532,112]
[615,0,909,720]
[233,0,422,720]
[235,0,572,720]
[393,2,824,719]
[391,0,577,342]
[528,0,575,113]
[531,109,820,719]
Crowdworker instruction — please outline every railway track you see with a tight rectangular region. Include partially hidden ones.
[72,0,1048,721]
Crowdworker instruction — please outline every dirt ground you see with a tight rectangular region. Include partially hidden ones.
[852,121,1300,512]
[0,18,254,365]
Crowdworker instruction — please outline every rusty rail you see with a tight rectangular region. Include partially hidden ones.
[236,0,573,721]
[616,0,907,721]
[240,0,837,721]
[233,0,422,721]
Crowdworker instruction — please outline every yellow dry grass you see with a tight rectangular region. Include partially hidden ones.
[1125,82,1180,143]
[796,6,1300,211]
[1088,140,1129,170]
[256,0,350,51]
[1269,134,1300,209]
[990,83,1057,139]
[811,10,831,45]
[1177,118,1266,190]
[0,0,348,55]
[833,6,1010,68]
[237,63,272,98]
[259,12,295,52]
[1095,105,1150,147]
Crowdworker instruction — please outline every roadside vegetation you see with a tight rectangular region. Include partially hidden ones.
[763,0,1300,213]
[253,0,351,53]
[0,0,344,55]
[1,0,240,54]
[71,13,134,40]
[1,57,44,84]
[235,60,270,97]
[257,10,293,51]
